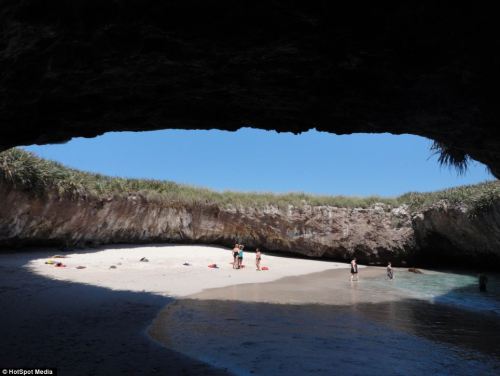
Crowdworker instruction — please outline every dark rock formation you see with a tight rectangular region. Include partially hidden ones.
[1,2,499,176]
[2,182,499,268]
[412,201,500,267]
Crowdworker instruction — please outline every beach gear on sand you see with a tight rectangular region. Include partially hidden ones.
[208,264,218,268]
[55,262,66,267]
[76,266,86,269]
[109,265,117,269]
[45,260,55,265]
[52,255,67,258]
[183,262,191,266]
[408,268,422,274]
[261,266,269,270]
[140,257,149,262]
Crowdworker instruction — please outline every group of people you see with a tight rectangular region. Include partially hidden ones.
[232,244,262,271]
[350,257,394,281]
[230,248,397,277]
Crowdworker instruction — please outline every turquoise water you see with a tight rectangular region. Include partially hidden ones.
[155,270,500,375]
[371,270,500,315]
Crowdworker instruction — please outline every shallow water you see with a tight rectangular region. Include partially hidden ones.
[152,269,500,375]
[370,270,500,315]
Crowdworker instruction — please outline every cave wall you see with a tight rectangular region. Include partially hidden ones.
[1,1,499,176]
[0,183,415,264]
[2,182,500,268]
[413,202,500,268]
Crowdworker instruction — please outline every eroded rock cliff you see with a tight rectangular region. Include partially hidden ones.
[413,201,500,267]
[2,181,499,268]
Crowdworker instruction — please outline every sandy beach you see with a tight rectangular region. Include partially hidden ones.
[27,244,352,297]
[0,244,352,375]
[2,245,500,375]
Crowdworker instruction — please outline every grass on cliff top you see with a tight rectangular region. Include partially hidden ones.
[1,148,498,211]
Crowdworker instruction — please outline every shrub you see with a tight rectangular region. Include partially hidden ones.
[0,148,498,212]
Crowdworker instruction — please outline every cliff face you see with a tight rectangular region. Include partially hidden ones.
[1,1,499,176]
[412,202,500,267]
[2,183,499,268]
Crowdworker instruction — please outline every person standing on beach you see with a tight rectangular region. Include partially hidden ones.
[350,258,358,281]
[255,248,262,271]
[232,244,240,269]
[387,262,393,280]
[238,245,244,269]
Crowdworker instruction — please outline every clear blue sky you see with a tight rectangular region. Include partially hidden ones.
[23,129,493,197]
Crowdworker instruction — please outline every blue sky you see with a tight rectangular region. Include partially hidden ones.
[23,129,493,197]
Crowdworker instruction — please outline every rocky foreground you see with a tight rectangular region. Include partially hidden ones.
[1,180,499,268]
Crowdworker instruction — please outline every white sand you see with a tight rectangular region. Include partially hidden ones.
[27,244,352,297]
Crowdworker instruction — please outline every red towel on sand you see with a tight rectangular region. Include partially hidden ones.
[261,266,269,270]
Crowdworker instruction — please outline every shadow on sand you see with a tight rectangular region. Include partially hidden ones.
[0,248,231,376]
[2,247,500,375]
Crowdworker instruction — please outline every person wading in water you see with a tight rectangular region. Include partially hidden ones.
[387,262,394,280]
[350,257,359,281]
[479,274,488,292]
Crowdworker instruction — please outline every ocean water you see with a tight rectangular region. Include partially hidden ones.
[371,270,500,315]
[152,269,500,375]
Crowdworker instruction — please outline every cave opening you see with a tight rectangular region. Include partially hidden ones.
[21,128,493,197]
[2,3,500,374]
[1,128,497,268]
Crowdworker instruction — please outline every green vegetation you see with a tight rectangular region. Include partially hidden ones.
[430,141,470,175]
[399,181,500,212]
[1,148,498,212]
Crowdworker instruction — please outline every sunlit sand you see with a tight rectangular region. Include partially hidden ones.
[28,244,352,297]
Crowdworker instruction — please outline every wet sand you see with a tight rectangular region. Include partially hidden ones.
[149,266,393,347]
[149,267,500,376]
[186,266,391,305]
[5,244,498,375]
